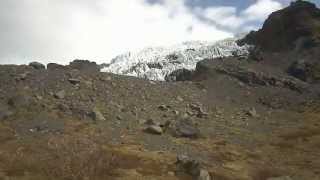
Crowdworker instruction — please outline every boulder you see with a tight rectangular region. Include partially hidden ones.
[47,63,66,70]
[68,78,81,85]
[288,60,320,82]
[54,90,66,99]
[171,119,200,138]
[176,155,201,177]
[89,108,106,121]
[144,125,163,135]
[165,68,194,81]
[29,62,46,70]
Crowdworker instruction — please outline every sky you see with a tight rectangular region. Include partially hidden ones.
[0,0,319,65]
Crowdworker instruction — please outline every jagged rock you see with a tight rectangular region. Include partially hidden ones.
[54,90,66,99]
[144,125,163,135]
[267,176,292,180]
[171,119,200,138]
[165,68,194,81]
[239,1,320,51]
[89,108,106,121]
[29,62,45,70]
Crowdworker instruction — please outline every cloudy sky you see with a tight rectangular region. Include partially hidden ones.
[0,0,319,65]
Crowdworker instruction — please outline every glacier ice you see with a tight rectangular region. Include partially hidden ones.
[101,38,250,81]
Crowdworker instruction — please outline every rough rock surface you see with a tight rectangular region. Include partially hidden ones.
[239,0,320,52]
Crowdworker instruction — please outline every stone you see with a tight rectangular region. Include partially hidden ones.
[176,96,184,102]
[176,155,201,177]
[89,108,106,121]
[197,169,211,180]
[246,107,259,117]
[144,125,163,135]
[29,62,45,70]
[116,115,123,120]
[68,78,81,85]
[189,104,208,118]
[158,105,170,111]
[267,176,292,180]
[172,119,200,138]
[54,90,66,99]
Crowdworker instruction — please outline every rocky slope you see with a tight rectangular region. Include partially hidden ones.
[1,1,320,180]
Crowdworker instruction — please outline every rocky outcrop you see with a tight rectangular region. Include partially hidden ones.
[165,68,194,82]
[69,60,100,73]
[194,58,309,93]
[239,0,320,52]
[288,60,320,83]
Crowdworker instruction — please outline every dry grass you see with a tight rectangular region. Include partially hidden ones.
[2,134,116,180]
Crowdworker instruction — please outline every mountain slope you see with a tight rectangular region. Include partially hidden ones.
[101,38,250,81]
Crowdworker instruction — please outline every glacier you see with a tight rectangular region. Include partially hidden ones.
[101,38,250,81]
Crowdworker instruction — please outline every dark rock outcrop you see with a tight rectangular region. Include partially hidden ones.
[165,68,194,81]
[288,60,320,83]
[69,60,100,73]
[47,63,66,71]
[193,58,308,93]
[239,0,320,52]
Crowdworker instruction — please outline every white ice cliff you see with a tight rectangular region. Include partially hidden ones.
[101,38,250,81]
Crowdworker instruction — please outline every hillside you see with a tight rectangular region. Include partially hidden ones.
[0,1,320,180]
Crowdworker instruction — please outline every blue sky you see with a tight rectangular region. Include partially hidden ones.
[0,0,319,65]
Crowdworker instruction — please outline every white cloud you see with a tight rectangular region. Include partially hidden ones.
[0,0,233,65]
[243,0,283,21]
[200,6,246,30]
[195,0,283,32]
